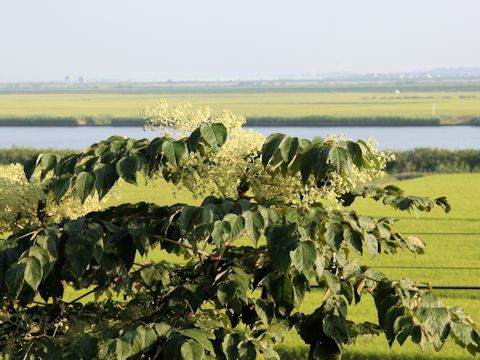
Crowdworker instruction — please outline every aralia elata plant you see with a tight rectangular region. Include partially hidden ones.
[0,100,478,359]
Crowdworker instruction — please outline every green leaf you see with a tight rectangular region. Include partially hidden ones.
[181,340,205,360]
[200,123,227,147]
[292,273,308,306]
[344,228,363,255]
[346,141,364,168]
[24,155,39,180]
[5,262,26,298]
[154,322,172,337]
[290,240,316,276]
[50,174,72,203]
[116,156,138,184]
[393,315,415,345]
[322,271,340,294]
[255,299,273,325]
[179,206,201,234]
[314,249,325,277]
[280,136,300,165]
[261,346,280,360]
[210,123,228,146]
[261,133,286,166]
[270,275,294,315]
[416,307,450,351]
[78,335,99,360]
[238,341,256,360]
[267,224,299,271]
[364,233,379,257]
[93,163,118,200]
[130,327,157,356]
[230,267,250,302]
[322,314,349,344]
[324,223,344,252]
[224,214,245,241]
[21,256,43,291]
[64,222,95,276]
[162,140,188,167]
[28,246,52,274]
[115,337,131,360]
[299,143,329,184]
[178,329,214,354]
[75,171,95,203]
[359,216,376,231]
[450,322,478,348]
[243,210,264,243]
[222,333,242,360]
[92,236,104,264]
[342,259,361,279]
[217,283,235,305]
[328,145,350,172]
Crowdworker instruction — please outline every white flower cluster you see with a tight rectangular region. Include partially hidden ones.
[143,99,246,137]
[0,164,101,233]
[144,99,265,199]
[143,100,391,208]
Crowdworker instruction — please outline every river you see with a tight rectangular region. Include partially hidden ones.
[0,126,478,150]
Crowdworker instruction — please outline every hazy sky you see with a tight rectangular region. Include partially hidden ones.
[1,0,478,82]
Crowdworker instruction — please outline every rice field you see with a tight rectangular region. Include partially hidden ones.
[0,91,479,123]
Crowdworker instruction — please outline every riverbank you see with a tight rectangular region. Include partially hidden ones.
[0,115,479,127]
[2,90,480,126]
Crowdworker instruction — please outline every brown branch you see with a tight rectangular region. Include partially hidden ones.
[67,286,99,305]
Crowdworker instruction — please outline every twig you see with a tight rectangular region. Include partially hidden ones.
[155,236,213,258]
[67,286,99,305]
[32,300,47,306]
[22,342,34,360]
[212,240,229,271]
[16,229,42,241]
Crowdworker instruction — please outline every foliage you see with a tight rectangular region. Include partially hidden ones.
[0,147,74,165]
[246,116,440,127]
[387,148,480,174]
[0,102,479,359]
[4,147,480,177]
[0,164,100,233]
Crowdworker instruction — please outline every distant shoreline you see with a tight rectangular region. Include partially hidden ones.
[0,115,478,127]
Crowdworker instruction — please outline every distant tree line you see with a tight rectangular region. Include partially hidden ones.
[0,147,74,165]
[245,116,441,127]
[386,148,480,173]
[2,115,480,126]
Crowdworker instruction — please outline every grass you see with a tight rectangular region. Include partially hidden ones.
[100,173,480,359]
[0,91,480,124]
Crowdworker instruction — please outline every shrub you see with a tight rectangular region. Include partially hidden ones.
[387,148,480,173]
[0,163,102,233]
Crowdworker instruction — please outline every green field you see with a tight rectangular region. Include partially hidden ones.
[1,91,480,124]
[98,173,480,359]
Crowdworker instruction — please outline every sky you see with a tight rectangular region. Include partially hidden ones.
[0,0,479,82]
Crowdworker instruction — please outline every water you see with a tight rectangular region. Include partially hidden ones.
[0,126,479,150]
